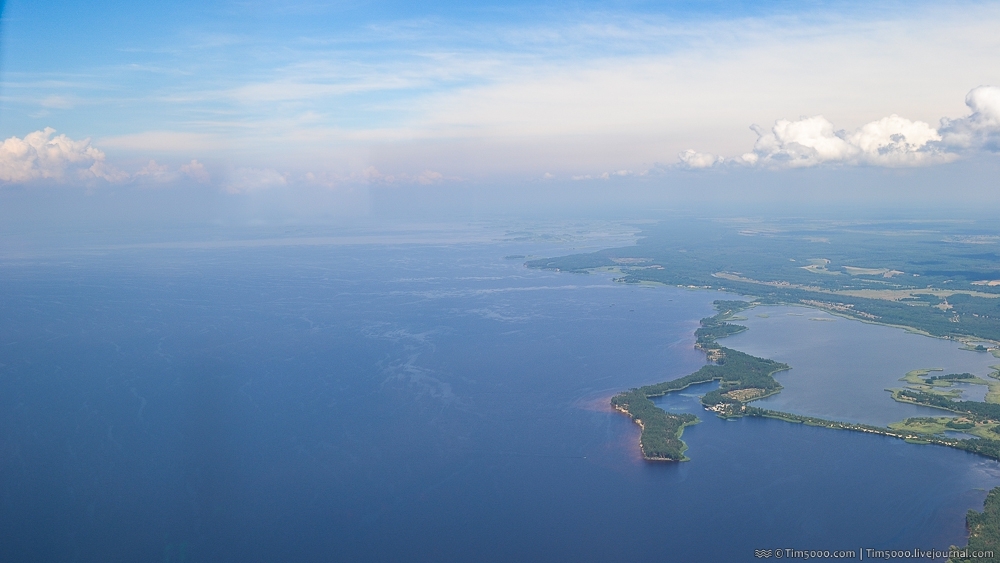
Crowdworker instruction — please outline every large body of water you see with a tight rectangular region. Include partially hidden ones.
[1,225,997,562]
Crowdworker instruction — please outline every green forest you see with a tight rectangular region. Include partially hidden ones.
[950,488,1000,562]
[895,389,1000,420]
[610,301,789,460]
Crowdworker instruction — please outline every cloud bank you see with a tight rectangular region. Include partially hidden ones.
[680,86,1000,169]
[0,128,450,194]
[0,128,127,183]
[223,168,288,194]
[4,87,999,192]
[0,128,222,188]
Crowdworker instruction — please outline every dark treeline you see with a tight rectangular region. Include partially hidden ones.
[745,406,1000,466]
[694,300,753,347]
[896,389,1000,419]
[951,487,1000,562]
[927,373,976,383]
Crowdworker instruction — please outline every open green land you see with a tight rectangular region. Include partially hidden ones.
[888,369,1000,405]
[888,417,1000,440]
[527,219,1000,344]
[900,368,944,385]
[891,388,1000,420]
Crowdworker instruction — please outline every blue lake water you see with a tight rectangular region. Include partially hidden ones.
[724,306,1000,426]
[1,226,997,562]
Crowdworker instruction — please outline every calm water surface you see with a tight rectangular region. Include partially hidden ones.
[0,226,997,562]
[724,306,1000,425]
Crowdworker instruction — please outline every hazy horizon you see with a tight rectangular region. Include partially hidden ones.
[1,0,999,230]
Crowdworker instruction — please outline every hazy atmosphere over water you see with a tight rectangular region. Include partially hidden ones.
[1,0,1000,222]
[5,2,1000,562]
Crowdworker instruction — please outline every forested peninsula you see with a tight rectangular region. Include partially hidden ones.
[609,297,1000,556]
[612,298,1000,464]
[525,222,1000,461]
[531,221,1000,555]
[611,301,789,460]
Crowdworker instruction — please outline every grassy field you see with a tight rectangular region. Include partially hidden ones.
[900,368,943,385]
[893,368,1000,406]
[888,417,1000,440]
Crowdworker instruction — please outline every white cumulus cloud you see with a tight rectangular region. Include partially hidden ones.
[133,159,214,186]
[940,85,1000,151]
[180,159,210,183]
[678,149,724,169]
[360,166,449,185]
[675,88,1000,169]
[746,114,945,168]
[134,159,174,182]
[224,168,287,194]
[416,170,443,185]
[846,115,942,165]
[0,128,127,183]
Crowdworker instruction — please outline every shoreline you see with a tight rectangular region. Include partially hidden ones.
[541,238,1000,555]
[615,404,700,461]
[611,296,1000,466]
[611,300,789,462]
[593,266,1000,349]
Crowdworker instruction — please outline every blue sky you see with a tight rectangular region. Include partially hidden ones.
[1,0,999,210]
